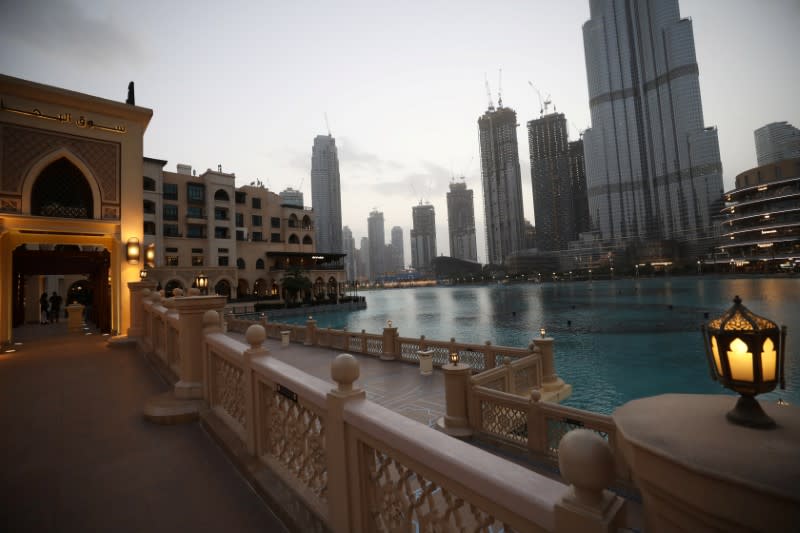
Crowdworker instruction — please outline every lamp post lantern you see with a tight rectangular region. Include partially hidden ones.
[702,295,787,428]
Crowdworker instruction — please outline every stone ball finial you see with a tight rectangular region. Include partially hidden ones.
[173,288,184,297]
[187,287,200,296]
[142,288,151,297]
[203,310,219,328]
[158,290,165,298]
[530,389,542,402]
[331,353,359,393]
[245,324,266,349]
[558,429,615,506]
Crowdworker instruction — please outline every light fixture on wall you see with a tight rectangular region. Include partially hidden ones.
[145,244,155,268]
[126,237,140,264]
[195,272,209,295]
[702,295,786,428]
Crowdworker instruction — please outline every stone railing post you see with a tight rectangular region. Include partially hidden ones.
[437,358,473,437]
[326,354,367,533]
[505,359,514,394]
[305,316,317,346]
[484,340,496,369]
[127,280,157,338]
[242,324,268,454]
[171,295,227,399]
[554,429,625,533]
[380,321,398,361]
[527,389,547,455]
[533,336,571,401]
[419,334,427,351]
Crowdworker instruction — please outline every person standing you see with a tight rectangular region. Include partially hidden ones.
[39,292,49,325]
[49,291,62,323]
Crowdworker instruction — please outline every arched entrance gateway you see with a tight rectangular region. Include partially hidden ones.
[0,74,153,344]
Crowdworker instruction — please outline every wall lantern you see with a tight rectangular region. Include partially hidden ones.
[139,269,148,280]
[195,272,209,295]
[449,351,460,365]
[701,295,786,428]
[126,237,140,265]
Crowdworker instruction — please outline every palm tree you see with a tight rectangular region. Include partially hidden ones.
[281,267,311,304]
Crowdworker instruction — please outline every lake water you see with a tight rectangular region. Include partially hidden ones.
[280,276,800,414]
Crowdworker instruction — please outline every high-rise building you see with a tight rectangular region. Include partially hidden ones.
[367,210,385,279]
[342,226,356,280]
[528,112,590,251]
[390,226,405,270]
[357,237,370,281]
[755,122,800,166]
[410,203,437,271]
[446,180,478,261]
[478,104,525,265]
[582,0,723,246]
[311,135,342,253]
[280,187,304,207]
[568,139,591,238]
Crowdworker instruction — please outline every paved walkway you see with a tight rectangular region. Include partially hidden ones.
[0,323,287,532]
[226,331,446,427]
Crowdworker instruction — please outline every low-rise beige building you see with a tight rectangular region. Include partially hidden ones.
[142,160,346,301]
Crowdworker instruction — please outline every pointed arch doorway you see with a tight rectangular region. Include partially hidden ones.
[11,247,111,333]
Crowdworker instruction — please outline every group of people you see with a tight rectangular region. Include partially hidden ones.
[39,291,63,324]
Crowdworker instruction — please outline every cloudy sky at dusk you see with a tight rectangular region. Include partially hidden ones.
[1,0,798,264]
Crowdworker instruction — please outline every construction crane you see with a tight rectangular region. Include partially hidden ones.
[484,74,495,111]
[528,81,544,117]
[497,68,503,108]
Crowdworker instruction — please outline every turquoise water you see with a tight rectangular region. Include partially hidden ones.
[279,276,800,414]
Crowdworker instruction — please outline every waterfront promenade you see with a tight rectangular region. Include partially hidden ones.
[0,323,287,532]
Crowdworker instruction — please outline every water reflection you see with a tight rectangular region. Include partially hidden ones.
[282,277,799,413]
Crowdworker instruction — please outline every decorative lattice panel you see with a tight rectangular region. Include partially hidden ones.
[264,384,327,500]
[363,445,513,532]
[348,336,363,352]
[458,349,486,371]
[400,342,420,362]
[480,400,527,445]
[513,367,534,392]
[366,338,383,356]
[213,355,245,427]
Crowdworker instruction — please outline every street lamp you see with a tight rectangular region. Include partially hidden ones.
[195,272,209,295]
[449,351,460,365]
[702,295,787,428]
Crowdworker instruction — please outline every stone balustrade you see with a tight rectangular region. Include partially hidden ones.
[134,293,624,532]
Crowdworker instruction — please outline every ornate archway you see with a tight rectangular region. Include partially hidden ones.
[31,157,94,218]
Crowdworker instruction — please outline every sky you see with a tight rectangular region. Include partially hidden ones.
[1,0,798,265]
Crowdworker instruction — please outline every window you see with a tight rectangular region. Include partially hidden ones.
[303,235,313,245]
[163,183,178,200]
[144,221,156,235]
[237,258,245,270]
[235,213,244,226]
[165,256,179,266]
[143,176,156,191]
[163,204,178,220]
[218,256,229,266]
[187,206,204,219]
[166,247,179,253]
[256,258,265,269]
[236,230,246,241]
[214,227,229,239]
[252,215,262,226]
[192,255,204,266]
[187,183,205,203]
[235,191,246,204]
[215,207,228,220]
[271,217,280,228]
[143,200,155,214]
[252,231,263,242]
[214,189,229,201]
[288,234,299,244]
[163,224,180,237]
[271,233,281,242]
[252,197,261,209]
[191,248,203,254]
[187,224,205,238]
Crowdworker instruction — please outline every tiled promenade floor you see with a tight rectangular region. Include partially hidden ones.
[226,330,446,427]
[0,323,287,532]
